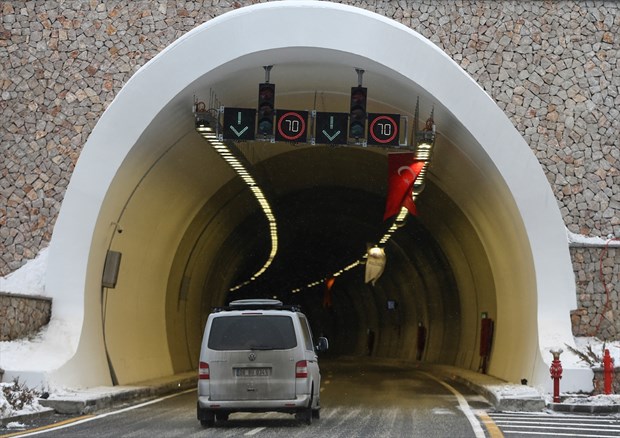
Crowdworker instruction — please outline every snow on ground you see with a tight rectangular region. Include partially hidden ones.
[572,337,620,366]
[0,247,49,296]
[0,316,80,372]
[0,381,47,419]
[0,246,79,376]
[566,230,620,247]
[563,394,620,405]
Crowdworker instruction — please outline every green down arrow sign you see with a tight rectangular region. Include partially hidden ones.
[315,112,348,145]
[223,108,256,141]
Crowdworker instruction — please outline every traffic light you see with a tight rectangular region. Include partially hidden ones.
[257,83,275,136]
[349,86,367,139]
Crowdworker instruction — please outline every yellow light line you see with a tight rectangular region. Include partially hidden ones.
[0,414,95,438]
[476,411,504,438]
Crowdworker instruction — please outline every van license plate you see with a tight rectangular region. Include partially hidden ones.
[234,367,271,377]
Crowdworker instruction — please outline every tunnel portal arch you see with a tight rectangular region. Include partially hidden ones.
[42,1,585,392]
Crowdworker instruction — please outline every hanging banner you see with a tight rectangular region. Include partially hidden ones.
[364,247,386,285]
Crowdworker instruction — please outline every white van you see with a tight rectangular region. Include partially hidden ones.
[197,299,328,427]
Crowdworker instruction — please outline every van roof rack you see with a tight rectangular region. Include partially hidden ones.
[213,299,301,312]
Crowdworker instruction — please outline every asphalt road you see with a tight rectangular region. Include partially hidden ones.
[5,358,494,438]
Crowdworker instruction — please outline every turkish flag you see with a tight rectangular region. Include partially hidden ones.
[383,152,425,221]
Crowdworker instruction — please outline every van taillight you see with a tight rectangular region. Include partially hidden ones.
[295,360,308,378]
[199,361,210,380]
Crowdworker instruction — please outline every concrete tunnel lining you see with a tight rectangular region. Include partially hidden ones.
[37,1,583,391]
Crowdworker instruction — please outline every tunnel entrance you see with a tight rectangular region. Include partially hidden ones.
[163,144,467,375]
[42,1,581,392]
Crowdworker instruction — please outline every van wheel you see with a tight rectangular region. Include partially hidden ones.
[312,394,320,418]
[296,407,312,425]
[296,391,313,425]
[200,411,215,427]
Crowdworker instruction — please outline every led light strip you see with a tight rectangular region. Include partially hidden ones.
[196,102,434,296]
[290,127,435,294]
[196,125,278,292]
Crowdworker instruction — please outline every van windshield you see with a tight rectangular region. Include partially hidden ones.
[208,315,297,350]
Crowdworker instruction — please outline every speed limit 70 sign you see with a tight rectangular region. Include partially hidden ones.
[276,110,308,142]
[367,113,400,146]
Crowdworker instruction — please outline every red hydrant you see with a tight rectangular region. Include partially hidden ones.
[603,349,614,395]
[550,349,563,403]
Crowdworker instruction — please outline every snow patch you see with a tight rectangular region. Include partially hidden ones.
[563,394,620,405]
[572,337,620,366]
[567,229,620,247]
[0,317,80,372]
[0,382,46,420]
[0,248,49,296]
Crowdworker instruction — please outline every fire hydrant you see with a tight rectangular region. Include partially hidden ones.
[550,349,563,403]
[603,349,614,395]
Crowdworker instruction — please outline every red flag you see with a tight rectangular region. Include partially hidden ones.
[383,152,425,221]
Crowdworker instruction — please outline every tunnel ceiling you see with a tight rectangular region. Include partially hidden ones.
[176,139,458,299]
[175,60,468,296]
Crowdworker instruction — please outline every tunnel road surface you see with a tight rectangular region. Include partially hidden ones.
[13,359,495,438]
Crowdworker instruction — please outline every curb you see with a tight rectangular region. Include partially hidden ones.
[1,371,197,427]
[38,372,197,415]
[0,408,55,427]
[430,366,546,412]
[547,402,620,414]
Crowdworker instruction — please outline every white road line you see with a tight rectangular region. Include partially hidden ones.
[496,423,620,436]
[501,431,620,438]
[420,372,486,438]
[11,388,196,437]
[492,414,618,423]
[494,420,620,431]
[244,427,266,436]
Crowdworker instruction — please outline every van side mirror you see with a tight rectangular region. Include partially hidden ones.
[316,337,329,352]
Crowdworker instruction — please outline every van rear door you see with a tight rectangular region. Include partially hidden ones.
[206,314,298,401]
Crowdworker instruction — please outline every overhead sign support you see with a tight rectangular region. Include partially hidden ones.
[348,68,367,142]
[257,65,275,139]
[210,65,419,149]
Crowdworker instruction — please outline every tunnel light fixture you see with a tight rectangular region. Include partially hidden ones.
[195,104,279,292]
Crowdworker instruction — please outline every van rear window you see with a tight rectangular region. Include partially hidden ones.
[208,315,297,350]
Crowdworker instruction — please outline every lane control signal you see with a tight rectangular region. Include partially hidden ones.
[257,82,275,137]
[349,86,367,139]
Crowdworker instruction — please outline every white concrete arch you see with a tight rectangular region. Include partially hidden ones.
[33,1,585,391]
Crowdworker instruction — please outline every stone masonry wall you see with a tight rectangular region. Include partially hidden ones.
[0,292,52,341]
[1,1,618,336]
[571,245,620,341]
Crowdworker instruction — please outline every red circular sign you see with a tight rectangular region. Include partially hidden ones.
[369,115,398,144]
[277,111,306,141]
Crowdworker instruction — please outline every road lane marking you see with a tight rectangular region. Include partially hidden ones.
[245,427,266,436]
[476,411,504,438]
[6,388,196,437]
[0,416,94,438]
[420,372,488,438]
[499,432,619,438]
